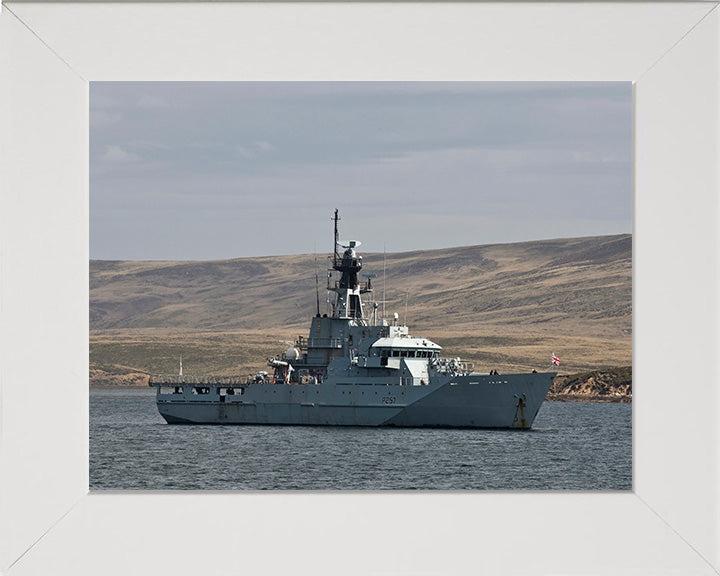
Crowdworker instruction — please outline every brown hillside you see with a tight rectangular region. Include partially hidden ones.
[90,234,631,377]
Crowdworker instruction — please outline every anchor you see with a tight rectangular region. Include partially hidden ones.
[512,393,528,429]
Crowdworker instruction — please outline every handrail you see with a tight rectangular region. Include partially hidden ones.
[297,337,343,349]
[149,375,246,386]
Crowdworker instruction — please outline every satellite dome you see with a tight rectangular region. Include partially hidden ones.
[285,347,300,361]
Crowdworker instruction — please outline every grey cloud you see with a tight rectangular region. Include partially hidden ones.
[90,82,631,260]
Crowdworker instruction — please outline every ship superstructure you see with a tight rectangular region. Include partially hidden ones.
[150,210,555,428]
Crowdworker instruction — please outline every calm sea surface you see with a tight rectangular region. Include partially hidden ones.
[90,388,632,490]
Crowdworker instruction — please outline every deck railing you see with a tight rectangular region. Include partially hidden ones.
[149,374,247,386]
[296,336,343,349]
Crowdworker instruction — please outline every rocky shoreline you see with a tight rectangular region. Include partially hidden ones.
[546,393,631,403]
[548,366,632,403]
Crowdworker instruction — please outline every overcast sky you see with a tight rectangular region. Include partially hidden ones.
[90,82,631,261]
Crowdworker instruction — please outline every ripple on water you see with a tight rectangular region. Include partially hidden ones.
[90,389,632,490]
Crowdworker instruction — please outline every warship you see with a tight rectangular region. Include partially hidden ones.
[150,210,555,428]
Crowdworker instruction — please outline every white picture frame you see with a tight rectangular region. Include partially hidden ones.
[1,2,718,575]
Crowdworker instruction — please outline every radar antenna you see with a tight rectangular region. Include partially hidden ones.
[315,254,321,316]
[328,209,365,319]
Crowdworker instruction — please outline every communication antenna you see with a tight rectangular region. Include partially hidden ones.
[332,208,341,267]
[179,355,183,376]
[404,289,409,326]
[382,243,387,319]
[326,270,332,315]
[314,252,321,316]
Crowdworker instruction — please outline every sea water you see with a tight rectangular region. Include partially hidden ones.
[90,388,631,490]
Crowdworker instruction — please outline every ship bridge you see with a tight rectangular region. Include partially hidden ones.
[370,334,442,365]
[370,336,441,354]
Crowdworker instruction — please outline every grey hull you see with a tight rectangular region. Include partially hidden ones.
[156,372,552,429]
[151,211,556,430]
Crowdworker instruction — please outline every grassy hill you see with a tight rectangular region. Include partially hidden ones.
[90,234,631,382]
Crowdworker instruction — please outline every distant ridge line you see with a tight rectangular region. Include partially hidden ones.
[90,233,632,264]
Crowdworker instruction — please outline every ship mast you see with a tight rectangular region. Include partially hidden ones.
[333,208,341,269]
[329,209,371,320]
